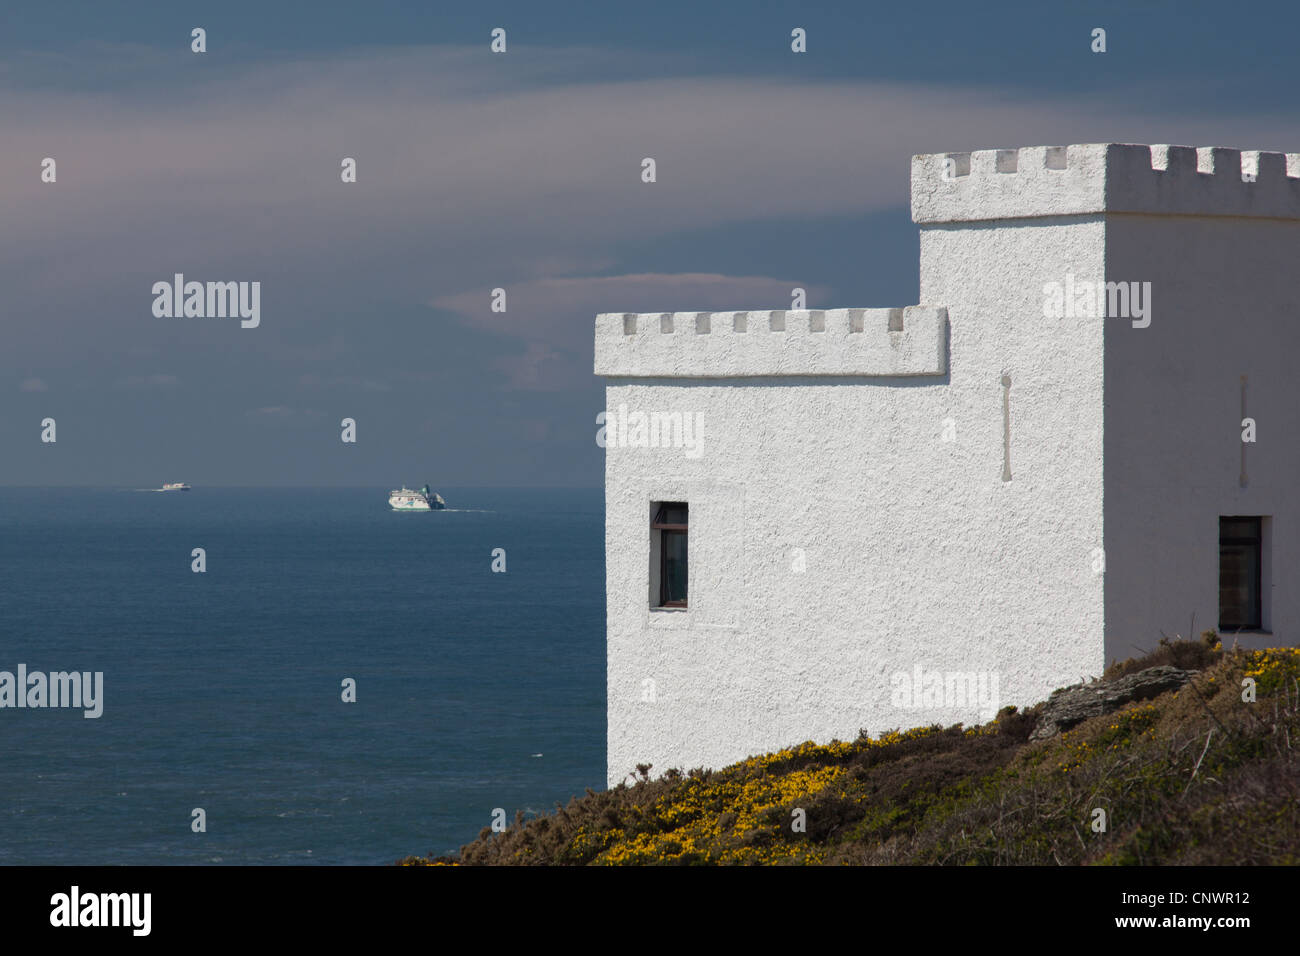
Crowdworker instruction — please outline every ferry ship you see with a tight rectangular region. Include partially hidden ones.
[389,484,446,511]
[160,482,191,491]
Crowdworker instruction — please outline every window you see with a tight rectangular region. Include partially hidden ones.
[652,502,688,608]
[1219,517,1262,630]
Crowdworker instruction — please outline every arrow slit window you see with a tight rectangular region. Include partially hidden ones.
[1219,516,1263,631]
[651,502,688,608]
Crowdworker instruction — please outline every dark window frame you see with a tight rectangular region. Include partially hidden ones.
[1219,516,1263,631]
[652,502,688,608]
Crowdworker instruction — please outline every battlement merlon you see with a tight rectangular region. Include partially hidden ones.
[593,307,948,378]
[911,144,1300,224]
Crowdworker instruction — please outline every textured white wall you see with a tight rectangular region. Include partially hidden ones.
[1103,212,1300,661]
[603,226,1106,786]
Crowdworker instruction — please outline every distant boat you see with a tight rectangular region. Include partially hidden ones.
[160,482,191,491]
[389,484,446,511]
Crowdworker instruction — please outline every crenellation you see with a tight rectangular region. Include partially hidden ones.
[970,150,1002,175]
[1196,145,1241,175]
[1251,150,1286,181]
[914,143,1300,223]
[1148,144,1195,174]
[594,306,948,378]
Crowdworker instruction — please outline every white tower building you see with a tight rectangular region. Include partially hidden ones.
[596,144,1300,786]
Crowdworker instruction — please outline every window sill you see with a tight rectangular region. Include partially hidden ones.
[644,608,741,633]
[1218,628,1273,636]
[646,607,691,630]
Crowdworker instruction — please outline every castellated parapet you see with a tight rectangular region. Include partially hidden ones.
[912,143,1300,223]
[594,307,948,378]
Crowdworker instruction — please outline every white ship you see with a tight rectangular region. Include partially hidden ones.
[160,482,191,491]
[389,484,446,511]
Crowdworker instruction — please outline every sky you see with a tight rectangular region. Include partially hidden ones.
[3,0,1297,487]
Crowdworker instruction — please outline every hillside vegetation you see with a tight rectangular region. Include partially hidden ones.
[401,636,1300,865]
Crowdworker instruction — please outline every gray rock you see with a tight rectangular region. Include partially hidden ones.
[1029,665,1198,741]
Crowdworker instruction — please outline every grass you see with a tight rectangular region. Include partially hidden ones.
[399,636,1300,866]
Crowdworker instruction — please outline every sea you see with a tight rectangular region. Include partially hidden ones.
[0,487,605,865]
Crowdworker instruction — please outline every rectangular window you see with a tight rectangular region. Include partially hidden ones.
[652,502,688,608]
[1219,516,1262,631]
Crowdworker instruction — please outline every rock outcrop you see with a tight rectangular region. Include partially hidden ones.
[1029,665,1199,741]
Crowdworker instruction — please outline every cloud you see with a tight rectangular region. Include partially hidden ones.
[6,39,1300,437]
[435,272,830,328]
[298,373,392,392]
[269,335,352,365]
[246,405,321,424]
[490,342,572,392]
[117,373,179,388]
[7,43,1296,322]
[19,377,48,392]
[433,272,833,379]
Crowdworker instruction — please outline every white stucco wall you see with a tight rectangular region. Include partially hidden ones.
[1102,208,1300,661]
[600,142,1298,786]
[602,219,1106,784]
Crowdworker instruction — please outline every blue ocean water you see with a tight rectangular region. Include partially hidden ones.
[0,487,605,864]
